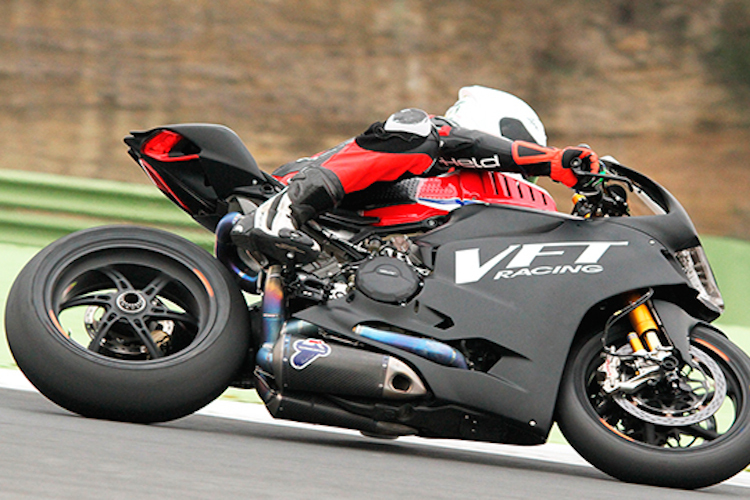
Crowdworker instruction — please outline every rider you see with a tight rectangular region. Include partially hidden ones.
[231,85,600,263]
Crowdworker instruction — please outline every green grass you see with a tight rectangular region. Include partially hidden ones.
[0,243,39,370]
[702,236,750,328]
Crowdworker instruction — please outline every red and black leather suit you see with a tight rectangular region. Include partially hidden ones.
[270,112,598,229]
[230,109,599,263]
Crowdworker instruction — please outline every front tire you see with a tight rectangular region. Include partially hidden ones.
[557,325,750,489]
[5,226,250,423]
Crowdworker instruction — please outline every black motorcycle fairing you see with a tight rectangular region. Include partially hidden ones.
[579,163,701,255]
[166,124,282,195]
[414,204,568,269]
[126,128,220,223]
[295,203,692,438]
[607,211,700,260]
[650,300,700,363]
[126,124,281,231]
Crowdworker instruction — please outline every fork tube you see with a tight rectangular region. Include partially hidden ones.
[627,293,663,352]
[256,265,285,373]
[626,332,647,354]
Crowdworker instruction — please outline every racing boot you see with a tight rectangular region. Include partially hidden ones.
[231,167,345,265]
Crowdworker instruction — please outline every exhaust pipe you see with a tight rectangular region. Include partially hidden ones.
[255,265,285,374]
[214,212,260,293]
[354,324,468,369]
[271,322,427,400]
[255,374,418,437]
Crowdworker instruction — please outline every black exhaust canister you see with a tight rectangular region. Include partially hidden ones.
[271,332,427,399]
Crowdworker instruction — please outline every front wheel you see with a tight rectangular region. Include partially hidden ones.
[5,226,251,423]
[556,325,750,489]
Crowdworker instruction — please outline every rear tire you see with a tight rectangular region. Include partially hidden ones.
[5,226,250,423]
[557,325,750,489]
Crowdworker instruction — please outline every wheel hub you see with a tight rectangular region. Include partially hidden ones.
[116,291,147,314]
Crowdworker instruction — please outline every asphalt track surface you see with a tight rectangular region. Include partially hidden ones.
[1,373,749,499]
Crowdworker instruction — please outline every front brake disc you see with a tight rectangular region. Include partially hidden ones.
[610,347,726,426]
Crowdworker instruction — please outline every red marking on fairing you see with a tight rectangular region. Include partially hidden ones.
[487,172,500,195]
[365,205,449,226]
[438,125,453,136]
[139,159,190,211]
[321,141,434,193]
[362,171,556,226]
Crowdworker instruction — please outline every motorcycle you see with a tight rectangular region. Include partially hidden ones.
[6,124,750,489]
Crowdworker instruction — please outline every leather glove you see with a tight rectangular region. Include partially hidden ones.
[511,141,600,189]
[552,146,600,189]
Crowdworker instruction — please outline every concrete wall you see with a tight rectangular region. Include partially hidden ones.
[2,0,750,237]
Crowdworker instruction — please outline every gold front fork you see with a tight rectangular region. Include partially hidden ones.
[626,292,664,354]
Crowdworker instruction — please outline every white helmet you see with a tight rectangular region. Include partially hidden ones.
[444,86,547,146]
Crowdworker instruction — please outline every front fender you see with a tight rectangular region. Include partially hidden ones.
[652,300,725,365]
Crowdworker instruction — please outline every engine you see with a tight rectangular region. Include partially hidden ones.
[291,233,428,306]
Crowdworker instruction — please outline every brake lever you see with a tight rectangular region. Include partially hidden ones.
[571,166,636,193]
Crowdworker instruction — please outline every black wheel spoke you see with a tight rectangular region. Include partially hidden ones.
[86,311,120,353]
[148,308,198,328]
[142,273,172,299]
[101,267,135,292]
[643,422,658,445]
[59,293,114,310]
[681,424,720,441]
[593,397,617,418]
[127,317,165,359]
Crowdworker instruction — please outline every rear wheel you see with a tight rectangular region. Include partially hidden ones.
[5,226,250,423]
[556,325,750,489]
